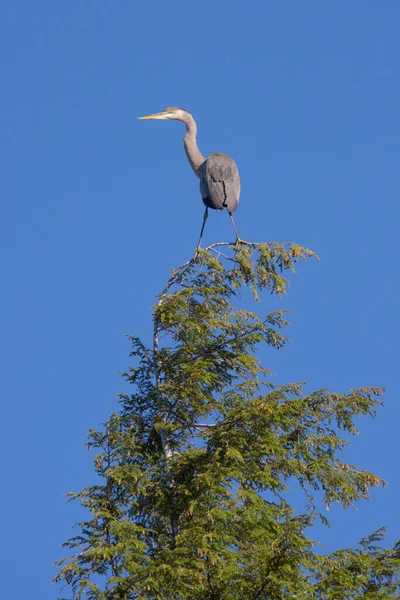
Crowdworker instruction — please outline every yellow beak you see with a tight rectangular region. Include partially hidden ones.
[138,112,168,120]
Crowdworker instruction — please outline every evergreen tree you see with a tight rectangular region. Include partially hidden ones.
[55,241,400,599]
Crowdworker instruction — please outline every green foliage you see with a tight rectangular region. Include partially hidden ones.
[55,242,399,599]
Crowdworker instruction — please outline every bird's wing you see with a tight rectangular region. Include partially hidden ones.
[199,153,240,213]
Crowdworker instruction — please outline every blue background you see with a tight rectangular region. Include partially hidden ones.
[1,2,398,597]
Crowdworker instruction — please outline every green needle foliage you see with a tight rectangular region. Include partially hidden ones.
[55,241,400,599]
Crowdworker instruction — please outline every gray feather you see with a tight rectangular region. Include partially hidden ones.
[199,152,240,213]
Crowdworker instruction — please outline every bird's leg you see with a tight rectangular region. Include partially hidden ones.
[196,208,208,251]
[229,212,242,244]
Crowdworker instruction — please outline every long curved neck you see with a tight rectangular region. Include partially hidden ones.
[182,113,206,177]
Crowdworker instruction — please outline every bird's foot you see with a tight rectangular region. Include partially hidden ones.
[233,237,254,248]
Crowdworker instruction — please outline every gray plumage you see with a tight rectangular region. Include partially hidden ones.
[139,106,241,245]
[199,152,240,213]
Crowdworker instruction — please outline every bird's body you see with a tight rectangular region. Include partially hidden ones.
[199,152,240,213]
[139,107,241,246]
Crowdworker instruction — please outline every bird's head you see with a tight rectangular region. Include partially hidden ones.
[138,106,189,122]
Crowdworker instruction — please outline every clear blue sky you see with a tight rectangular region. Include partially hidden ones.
[1,2,399,597]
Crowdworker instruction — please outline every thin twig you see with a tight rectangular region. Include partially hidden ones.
[208,247,234,261]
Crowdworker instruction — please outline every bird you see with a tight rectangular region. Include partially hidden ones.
[138,107,241,248]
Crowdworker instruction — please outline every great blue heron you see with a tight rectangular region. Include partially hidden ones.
[139,107,241,248]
